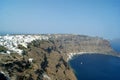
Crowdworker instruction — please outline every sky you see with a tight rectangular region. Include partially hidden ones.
[0,0,120,39]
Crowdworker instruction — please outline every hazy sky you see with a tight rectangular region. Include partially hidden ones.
[0,0,120,39]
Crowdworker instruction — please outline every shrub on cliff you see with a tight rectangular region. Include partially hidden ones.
[18,44,26,50]
[0,46,7,53]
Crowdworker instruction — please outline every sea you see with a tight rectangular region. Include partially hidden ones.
[69,42,120,80]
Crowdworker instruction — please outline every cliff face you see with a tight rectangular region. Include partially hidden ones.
[0,34,116,80]
[54,35,114,53]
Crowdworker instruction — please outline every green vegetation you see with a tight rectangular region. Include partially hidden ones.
[28,40,41,48]
[18,44,26,50]
[0,45,7,53]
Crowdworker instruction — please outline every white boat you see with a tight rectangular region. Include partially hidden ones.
[81,62,83,64]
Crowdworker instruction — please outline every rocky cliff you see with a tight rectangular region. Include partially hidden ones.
[0,34,116,80]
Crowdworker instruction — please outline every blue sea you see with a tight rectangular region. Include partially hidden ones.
[69,43,120,80]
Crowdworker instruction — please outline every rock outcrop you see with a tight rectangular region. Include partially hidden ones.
[0,34,116,80]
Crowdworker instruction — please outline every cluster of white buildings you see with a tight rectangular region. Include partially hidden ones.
[0,34,50,55]
[0,34,93,61]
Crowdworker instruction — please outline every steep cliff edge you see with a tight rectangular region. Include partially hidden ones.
[0,34,116,80]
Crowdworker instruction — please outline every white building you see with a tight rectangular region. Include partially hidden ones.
[0,34,51,54]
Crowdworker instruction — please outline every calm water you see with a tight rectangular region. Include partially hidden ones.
[69,54,120,80]
[69,44,120,80]
[110,40,120,53]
